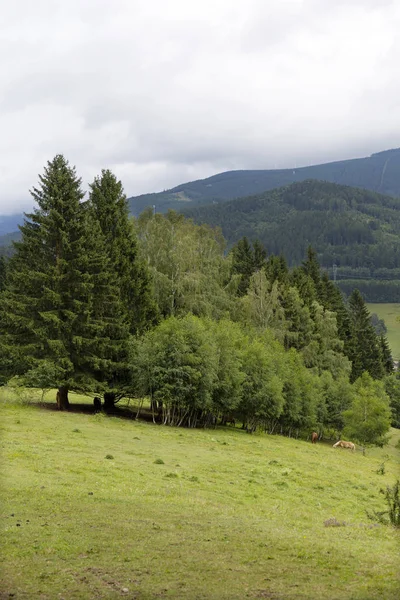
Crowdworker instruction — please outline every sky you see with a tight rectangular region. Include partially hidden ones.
[1,0,400,215]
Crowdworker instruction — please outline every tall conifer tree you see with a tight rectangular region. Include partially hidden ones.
[379,334,394,375]
[0,156,129,408]
[347,289,384,382]
[231,237,255,296]
[89,169,158,335]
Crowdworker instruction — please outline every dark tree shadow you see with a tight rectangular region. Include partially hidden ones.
[35,401,156,422]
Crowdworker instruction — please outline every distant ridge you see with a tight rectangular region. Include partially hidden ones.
[2,147,400,244]
[182,178,400,302]
[127,147,400,215]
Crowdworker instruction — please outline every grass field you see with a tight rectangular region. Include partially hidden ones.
[367,303,400,360]
[1,389,400,600]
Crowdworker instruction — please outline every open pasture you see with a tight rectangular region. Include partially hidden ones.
[1,390,399,600]
[367,303,400,360]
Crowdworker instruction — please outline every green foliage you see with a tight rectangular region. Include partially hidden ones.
[206,319,245,417]
[343,373,392,446]
[240,335,286,432]
[135,315,218,426]
[135,210,236,319]
[89,170,158,335]
[322,374,353,432]
[230,237,266,296]
[348,290,385,381]
[379,335,394,375]
[127,147,400,216]
[0,155,130,401]
[367,480,400,528]
[301,301,351,379]
[183,180,400,302]
[384,372,400,428]
[240,271,285,337]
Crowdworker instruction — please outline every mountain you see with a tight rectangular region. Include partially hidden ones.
[182,179,400,302]
[0,214,24,236]
[127,148,400,215]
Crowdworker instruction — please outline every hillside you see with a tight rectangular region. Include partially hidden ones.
[183,179,400,301]
[2,147,400,247]
[1,391,399,599]
[0,214,23,236]
[127,148,400,215]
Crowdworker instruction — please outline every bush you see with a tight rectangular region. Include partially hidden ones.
[367,480,400,527]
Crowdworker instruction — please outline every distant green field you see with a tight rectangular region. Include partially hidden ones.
[1,389,399,600]
[367,303,400,360]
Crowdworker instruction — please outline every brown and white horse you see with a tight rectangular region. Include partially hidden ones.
[333,440,355,451]
[311,432,318,444]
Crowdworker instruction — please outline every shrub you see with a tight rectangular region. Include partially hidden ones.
[367,480,400,527]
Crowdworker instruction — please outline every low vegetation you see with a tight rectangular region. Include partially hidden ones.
[1,156,399,599]
[1,391,399,599]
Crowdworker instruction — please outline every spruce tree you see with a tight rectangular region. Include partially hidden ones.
[265,254,288,284]
[231,237,255,296]
[253,239,267,271]
[319,272,353,356]
[0,155,129,408]
[379,335,394,375]
[301,246,321,289]
[347,289,384,382]
[89,170,158,336]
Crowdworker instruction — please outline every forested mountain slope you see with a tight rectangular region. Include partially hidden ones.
[127,148,400,215]
[183,179,400,301]
[2,147,400,243]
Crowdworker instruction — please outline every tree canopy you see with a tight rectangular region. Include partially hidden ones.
[0,156,398,446]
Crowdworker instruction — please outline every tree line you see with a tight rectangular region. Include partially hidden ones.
[182,180,400,301]
[0,156,399,446]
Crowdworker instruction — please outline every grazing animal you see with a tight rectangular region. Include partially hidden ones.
[333,440,355,451]
[311,432,318,444]
[93,396,102,413]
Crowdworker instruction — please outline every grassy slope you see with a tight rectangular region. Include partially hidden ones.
[1,391,399,600]
[367,303,400,360]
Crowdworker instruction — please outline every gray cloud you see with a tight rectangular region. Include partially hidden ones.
[0,0,399,214]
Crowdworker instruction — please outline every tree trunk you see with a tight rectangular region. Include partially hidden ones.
[56,386,69,410]
[104,392,116,410]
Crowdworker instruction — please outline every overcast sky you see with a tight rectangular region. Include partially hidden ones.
[0,0,399,215]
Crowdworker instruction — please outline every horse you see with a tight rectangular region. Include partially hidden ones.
[311,432,318,444]
[333,440,355,451]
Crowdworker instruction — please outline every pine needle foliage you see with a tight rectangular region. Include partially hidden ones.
[0,156,130,406]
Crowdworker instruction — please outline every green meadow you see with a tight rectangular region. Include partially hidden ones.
[1,390,399,600]
[367,303,400,360]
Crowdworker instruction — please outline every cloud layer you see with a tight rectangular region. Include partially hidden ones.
[0,0,399,214]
